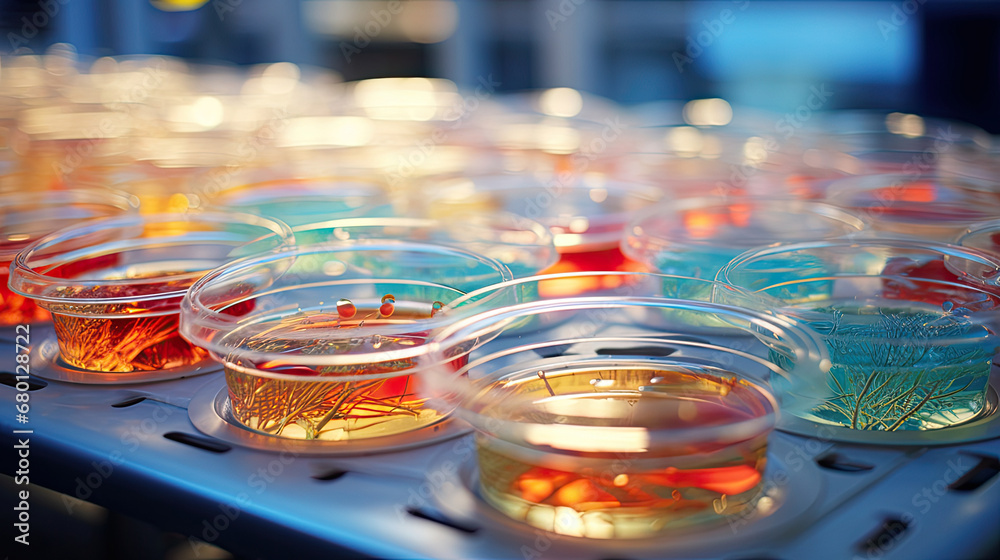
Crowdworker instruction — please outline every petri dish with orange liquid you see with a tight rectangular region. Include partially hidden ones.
[424,280,829,538]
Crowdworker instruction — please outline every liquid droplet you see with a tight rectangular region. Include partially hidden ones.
[379,294,395,317]
[943,300,954,312]
[590,379,615,389]
[671,489,681,501]
[336,298,356,319]
[372,334,384,349]
[431,301,444,317]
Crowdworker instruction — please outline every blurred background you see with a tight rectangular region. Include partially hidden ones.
[3,2,1000,560]
[1,0,999,132]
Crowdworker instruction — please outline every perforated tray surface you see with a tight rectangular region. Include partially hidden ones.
[2,324,998,559]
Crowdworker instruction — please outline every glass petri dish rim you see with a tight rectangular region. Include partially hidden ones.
[717,238,1000,345]
[8,210,295,306]
[424,294,799,451]
[292,212,554,248]
[956,218,1000,252]
[179,239,515,380]
[291,212,559,273]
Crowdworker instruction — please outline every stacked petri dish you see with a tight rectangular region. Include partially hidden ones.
[808,111,992,176]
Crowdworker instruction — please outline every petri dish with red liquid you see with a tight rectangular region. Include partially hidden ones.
[8,212,292,373]
[179,242,513,443]
[424,279,828,538]
[423,173,661,293]
[1,188,139,329]
[825,174,1000,242]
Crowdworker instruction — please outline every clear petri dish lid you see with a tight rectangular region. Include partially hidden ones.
[8,211,294,312]
[425,173,661,252]
[424,272,831,415]
[179,240,514,378]
[293,213,558,278]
